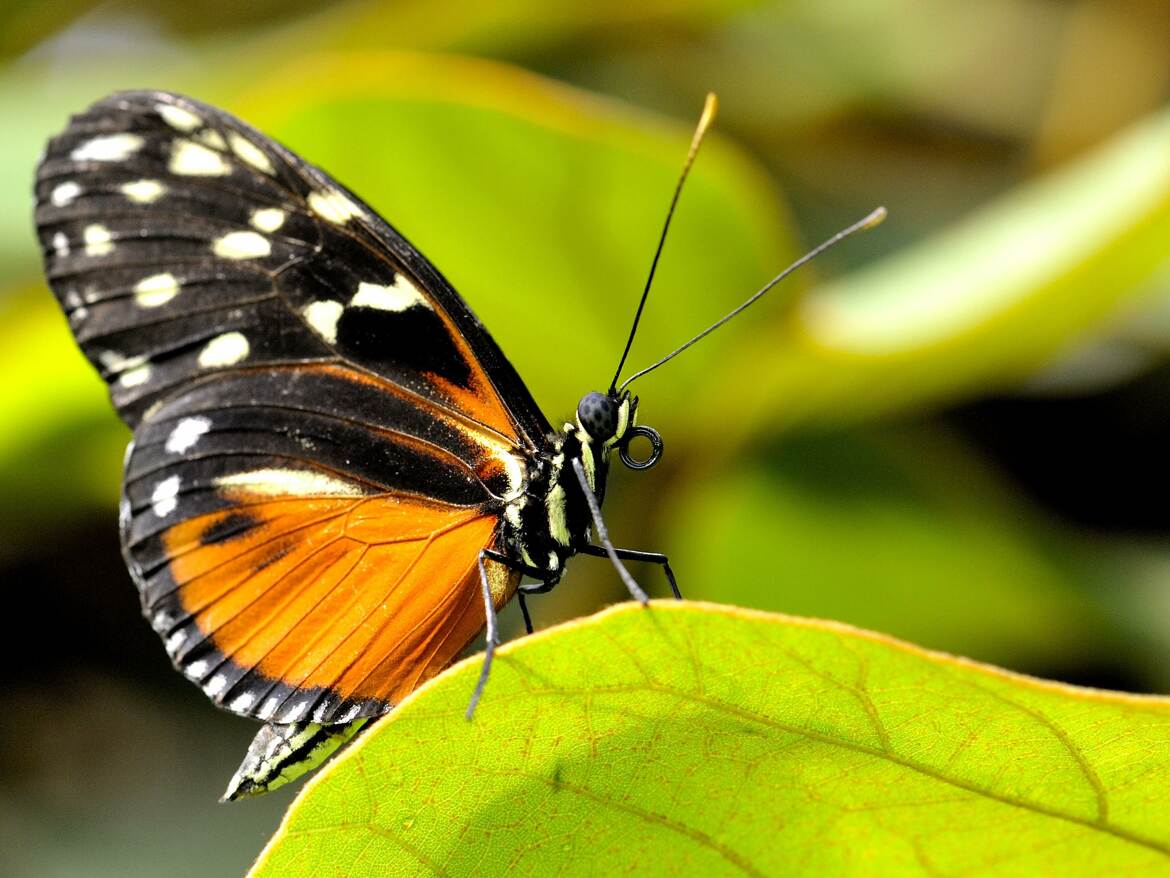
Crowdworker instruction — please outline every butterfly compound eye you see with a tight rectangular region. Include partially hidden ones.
[577,391,618,440]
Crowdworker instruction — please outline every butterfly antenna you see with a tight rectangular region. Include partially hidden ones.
[617,206,888,393]
[608,92,719,394]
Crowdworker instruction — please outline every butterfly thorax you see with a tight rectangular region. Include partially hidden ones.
[502,393,635,580]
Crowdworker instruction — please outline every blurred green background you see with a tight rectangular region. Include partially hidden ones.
[5,1,1170,875]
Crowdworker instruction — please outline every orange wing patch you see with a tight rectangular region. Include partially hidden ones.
[160,494,520,722]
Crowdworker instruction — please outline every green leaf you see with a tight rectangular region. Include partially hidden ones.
[252,602,1170,877]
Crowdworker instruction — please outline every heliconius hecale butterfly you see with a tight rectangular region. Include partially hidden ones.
[34,90,883,799]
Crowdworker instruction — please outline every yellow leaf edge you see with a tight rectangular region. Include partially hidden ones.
[250,599,1170,875]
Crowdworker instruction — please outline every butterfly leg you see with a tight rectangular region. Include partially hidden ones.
[482,549,557,635]
[467,551,556,716]
[580,544,681,599]
[515,579,562,634]
[466,550,501,720]
[517,592,534,635]
[571,458,649,605]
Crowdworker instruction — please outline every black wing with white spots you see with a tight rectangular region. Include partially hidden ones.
[34,90,547,444]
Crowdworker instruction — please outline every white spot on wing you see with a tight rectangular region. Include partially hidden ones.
[212,230,270,259]
[350,277,429,312]
[302,300,343,343]
[166,629,187,656]
[157,103,201,132]
[250,207,285,232]
[338,703,361,723]
[121,179,165,203]
[230,692,256,712]
[71,133,143,162]
[83,224,113,256]
[205,674,228,697]
[151,475,181,517]
[214,468,364,498]
[308,189,362,225]
[166,416,211,453]
[287,699,310,722]
[65,292,87,323]
[98,350,140,372]
[134,273,179,308]
[52,232,69,257]
[198,128,227,150]
[258,697,280,721]
[170,139,231,176]
[228,132,275,174]
[186,659,209,680]
[51,181,81,206]
[118,363,151,387]
[198,331,249,368]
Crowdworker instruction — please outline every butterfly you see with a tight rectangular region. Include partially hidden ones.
[35,89,883,799]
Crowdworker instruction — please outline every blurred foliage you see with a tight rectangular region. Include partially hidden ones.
[6,1,1170,876]
[666,429,1123,667]
[701,104,1170,443]
[257,603,1170,877]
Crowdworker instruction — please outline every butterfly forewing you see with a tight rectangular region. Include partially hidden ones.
[35,90,537,724]
[36,91,545,441]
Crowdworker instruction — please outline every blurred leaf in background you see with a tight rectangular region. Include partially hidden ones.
[6,1,1170,876]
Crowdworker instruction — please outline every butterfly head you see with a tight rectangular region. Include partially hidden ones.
[575,390,663,471]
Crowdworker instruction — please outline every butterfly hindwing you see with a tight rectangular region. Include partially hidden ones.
[137,483,518,724]
[35,91,539,724]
